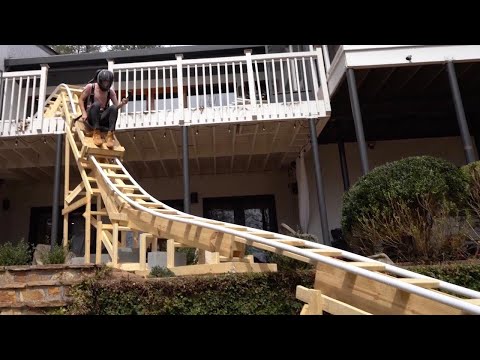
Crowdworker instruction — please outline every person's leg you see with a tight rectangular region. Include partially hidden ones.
[99,106,119,131]
[87,102,102,129]
[87,102,103,146]
[100,106,119,148]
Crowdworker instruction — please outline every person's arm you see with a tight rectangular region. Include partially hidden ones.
[110,90,128,110]
[78,84,91,121]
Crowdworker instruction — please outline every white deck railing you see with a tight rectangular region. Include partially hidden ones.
[0,66,48,137]
[0,48,330,137]
[110,47,330,130]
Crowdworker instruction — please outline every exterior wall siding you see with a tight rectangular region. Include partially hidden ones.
[0,170,298,245]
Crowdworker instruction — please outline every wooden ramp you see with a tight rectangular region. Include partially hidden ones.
[45,85,480,315]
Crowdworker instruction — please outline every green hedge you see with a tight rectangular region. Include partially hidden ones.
[66,270,315,315]
[408,262,480,291]
[0,240,32,266]
[65,262,480,315]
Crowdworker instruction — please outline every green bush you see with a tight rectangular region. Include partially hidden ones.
[460,161,480,213]
[149,266,175,278]
[408,262,480,291]
[66,270,315,315]
[460,161,480,256]
[0,239,32,266]
[41,244,67,264]
[341,156,469,262]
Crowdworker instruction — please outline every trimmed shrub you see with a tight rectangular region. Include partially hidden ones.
[66,270,315,315]
[149,266,175,278]
[408,262,480,291]
[41,244,67,264]
[0,239,32,266]
[341,156,469,263]
[63,262,480,315]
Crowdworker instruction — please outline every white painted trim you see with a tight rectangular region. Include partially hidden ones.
[327,45,480,97]
[327,49,347,96]
[2,70,42,78]
[345,45,480,69]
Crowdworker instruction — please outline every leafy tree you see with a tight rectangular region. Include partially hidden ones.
[50,45,165,54]
[50,45,103,54]
[107,45,164,51]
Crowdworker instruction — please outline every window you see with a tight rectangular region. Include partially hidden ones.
[203,195,277,232]
[162,199,184,212]
[28,205,97,256]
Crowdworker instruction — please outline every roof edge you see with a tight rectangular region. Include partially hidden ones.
[6,45,266,69]
[36,45,58,55]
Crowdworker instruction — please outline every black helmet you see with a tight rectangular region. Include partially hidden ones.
[97,69,114,91]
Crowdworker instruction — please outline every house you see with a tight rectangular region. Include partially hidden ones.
[0,45,56,71]
[0,44,478,251]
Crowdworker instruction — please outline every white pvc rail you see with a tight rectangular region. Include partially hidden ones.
[90,155,480,315]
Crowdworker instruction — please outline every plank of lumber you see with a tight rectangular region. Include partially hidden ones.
[62,196,88,215]
[305,249,343,257]
[399,278,440,289]
[153,209,178,214]
[314,263,463,315]
[124,194,151,199]
[97,224,131,232]
[270,239,304,245]
[224,224,249,230]
[108,174,130,179]
[296,286,323,315]
[96,221,103,264]
[322,295,371,315]
[347,262,386,272]
[464,299,480,305]
[98,163,121,169]
[90,211,108,216]
[169,262,277,276]
[123,208,237,256]
[233,237,317,264]
[65,182,85,204]
[115,184,140,189]
[138,203,165,208]
[248,232,278,239]
[219,255,254,263]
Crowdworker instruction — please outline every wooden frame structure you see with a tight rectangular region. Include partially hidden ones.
[43,85,480,315]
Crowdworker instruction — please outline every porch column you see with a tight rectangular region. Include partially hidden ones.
[182,126,190,213]
[346,68,369,175]
[0,70,4,118]
[50,133,63,248]
[308,118,331,245]
[337,139,350,191]
[446,61,477,164]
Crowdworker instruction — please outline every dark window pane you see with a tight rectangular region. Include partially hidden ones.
[208,209,234,223]
[244,208,263,230]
